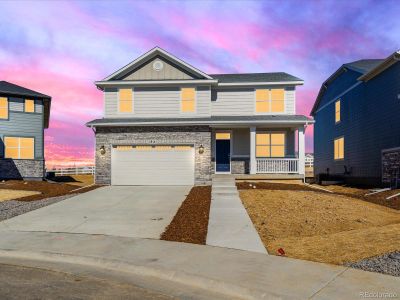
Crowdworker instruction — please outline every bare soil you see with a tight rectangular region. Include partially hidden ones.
[161,186,211,245]
[239,185,400,265]
[0,189,41,202]
[51,175,94,187]
[0,180,100,202]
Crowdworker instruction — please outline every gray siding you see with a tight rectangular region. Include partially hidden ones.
[122,57,195,80]
[104,86,211,118]
[0,97,44,159]
[211,127,296,159]
[314,62,400,185]
[211,86,296,116]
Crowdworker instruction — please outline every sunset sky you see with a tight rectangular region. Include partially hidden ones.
[1,0,399,167]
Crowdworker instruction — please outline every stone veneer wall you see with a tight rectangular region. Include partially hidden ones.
[95,126,212,185]
[0,159,44,179]
[210,158,249,174]
[382,148,400,184]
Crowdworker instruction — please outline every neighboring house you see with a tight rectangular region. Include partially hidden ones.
[0,81,51,180]
[311,51,400,186]
[86,47,313,186]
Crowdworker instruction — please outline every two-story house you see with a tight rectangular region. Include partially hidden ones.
[86,47,313,185]
[311,51,400,186]
[0,81,51,180]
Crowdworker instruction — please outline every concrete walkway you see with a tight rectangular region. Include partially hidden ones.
[0,231,398,300]
[0,186,191,239]
[206,176,267,254]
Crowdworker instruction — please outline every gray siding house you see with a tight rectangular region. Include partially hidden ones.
[0,81,51,180]
[311,51,400,186]
[87,47,313,185]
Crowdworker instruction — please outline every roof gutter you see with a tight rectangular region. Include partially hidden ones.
[86,119,314,127]
[217,81,304,86]
[95,79,219,89]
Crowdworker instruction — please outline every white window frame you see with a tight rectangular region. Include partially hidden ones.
[255,131,286,158]
[180,86,197,114]
[117,88,134,114]
[254,88,287,115]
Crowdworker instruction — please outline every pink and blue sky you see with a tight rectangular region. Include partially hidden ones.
[1,0,399,167]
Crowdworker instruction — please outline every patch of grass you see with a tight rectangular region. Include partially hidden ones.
[240,188,400,265]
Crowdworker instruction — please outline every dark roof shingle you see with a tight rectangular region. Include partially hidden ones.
[0,81,51,99]
[344,59,384,74]
[209,72,303,83]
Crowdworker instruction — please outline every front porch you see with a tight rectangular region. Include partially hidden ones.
[211,125,306,176]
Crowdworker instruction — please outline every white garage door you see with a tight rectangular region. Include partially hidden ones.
[111,145,195,185]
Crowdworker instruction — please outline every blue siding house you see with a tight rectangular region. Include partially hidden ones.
[311,51,400,186]
[0,81,51,180]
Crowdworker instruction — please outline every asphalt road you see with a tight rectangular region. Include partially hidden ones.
[0,263,174,300]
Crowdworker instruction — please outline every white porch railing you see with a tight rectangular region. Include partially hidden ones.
[256,158,299,174]
[46,166,95,176]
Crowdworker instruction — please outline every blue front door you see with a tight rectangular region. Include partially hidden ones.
[216,139,231,172]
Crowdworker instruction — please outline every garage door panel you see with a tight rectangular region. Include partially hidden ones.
[111,147,195,185]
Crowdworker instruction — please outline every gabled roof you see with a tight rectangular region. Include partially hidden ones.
[0,81,51,128]
[310,58,385,116]
[103,46,213,81]
[0,81,51,99]
[209,72,303,84]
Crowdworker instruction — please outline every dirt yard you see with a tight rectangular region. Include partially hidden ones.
[161,186,211,244]
[239,183,400,265]
[0,189,41,202]
[51,175,94,187]
[0,177,99,202]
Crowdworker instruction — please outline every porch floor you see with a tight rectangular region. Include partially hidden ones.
[212,174,304,181]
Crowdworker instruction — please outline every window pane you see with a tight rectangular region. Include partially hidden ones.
[256,89,269,101]
[0,107,7,119]
[181,100,195,112]
[270,89,284,101]
[135,146,153,151]
[256,101,269,113]
[256,145,270,157]
[271,145,285,157]
[5,147,19,159]
[20,138,34,148]
[174,146,192,151]
[116,146,133,151]
[339,137,344,159]
[20,147,34,159]
[256,133,269,145]
[181,88,195,100]
[335,100,340,122]
[4,137,19,148]
[271,133,285,145]
[216,133,231,140]
[119,100,132,112]
[0,97,7,107]
[25,99,35,113]
[154,146,173,151]
[119,89,132,101]
[271,100,284,112]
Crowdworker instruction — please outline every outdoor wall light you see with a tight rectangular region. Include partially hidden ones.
[199,145,204,154]
[99,146,106,155]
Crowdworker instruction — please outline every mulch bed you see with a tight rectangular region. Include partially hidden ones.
[0,180,100,202]
[161,186,211,245]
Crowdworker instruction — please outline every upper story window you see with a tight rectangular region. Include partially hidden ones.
[255,89,285,113]
[118,88,133,113]
[181,88,196,113]
[25,99,35,113]
[334,137,344,160]
[256,133,285,157]
[335,100,341,123]
[4,137,35,159]
[0,97,8,119]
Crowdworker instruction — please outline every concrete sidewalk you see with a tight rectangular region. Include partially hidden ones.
[207,176,267,254]
[0,231,398,300]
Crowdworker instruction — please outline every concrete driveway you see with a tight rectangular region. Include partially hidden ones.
[0,186,191,239]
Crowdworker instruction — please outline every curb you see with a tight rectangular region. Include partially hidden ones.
[0,249,282,300]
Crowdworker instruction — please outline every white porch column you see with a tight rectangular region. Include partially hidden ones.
[250,127,257,174]
[298,126,305,176]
